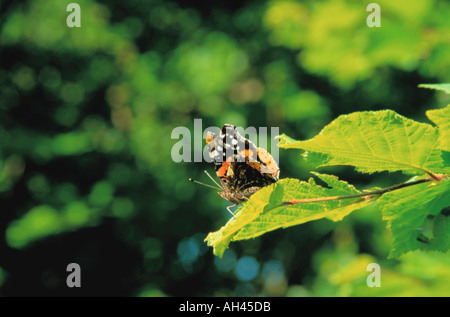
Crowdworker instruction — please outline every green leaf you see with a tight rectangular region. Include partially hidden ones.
[423,212,450,252]
[205,174,374,257]
[377,178,450,258]
[433,211,450,249]
[426,104,450,152]
[278,110,450,175]
[418,83,450,94]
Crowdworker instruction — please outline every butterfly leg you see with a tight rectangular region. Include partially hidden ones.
[226,205,236,216]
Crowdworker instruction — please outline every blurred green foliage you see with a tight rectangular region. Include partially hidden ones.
[0,0,449,296]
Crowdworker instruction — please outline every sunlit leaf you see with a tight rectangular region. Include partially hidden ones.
[278,110,450,175]
[205,174,374,258]
[418,83,450,94]
[426,104,450,152]
[377,178,450,258]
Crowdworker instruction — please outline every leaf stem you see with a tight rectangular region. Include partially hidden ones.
[283,177,435,206]
[423,170,445,181]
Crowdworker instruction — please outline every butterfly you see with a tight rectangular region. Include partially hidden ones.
[191,124,279,215]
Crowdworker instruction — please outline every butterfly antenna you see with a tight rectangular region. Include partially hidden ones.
[204,170,223,189]
[189,177,221,191]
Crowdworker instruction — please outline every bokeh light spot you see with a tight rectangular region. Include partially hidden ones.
[234,256,259,282]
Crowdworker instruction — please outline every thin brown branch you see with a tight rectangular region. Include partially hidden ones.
[283,177,435,206]
[423,170,444,181]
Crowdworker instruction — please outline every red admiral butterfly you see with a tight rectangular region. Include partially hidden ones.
[191,124,279,215]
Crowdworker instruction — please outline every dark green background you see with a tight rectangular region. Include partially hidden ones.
[1,0,449,296]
